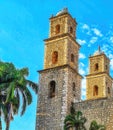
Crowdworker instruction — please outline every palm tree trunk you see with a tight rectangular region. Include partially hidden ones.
[5,120,10,130]
[76,125,79,130]
[0,111,2,130]
[0,117,2,130]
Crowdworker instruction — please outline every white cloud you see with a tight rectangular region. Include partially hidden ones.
[80,62,85,67]
[77,39,86,45]
[110,59,113,70]
[108,54,113,59]
[82,24,90,30]
[90,37,98,44]
[110,36,113,43]
[82,78,86,89]
[101,44,109,55]
[79,68,85,75]
[79,62,86,75]
[81,24,91,36]
[86,31,91,35]
[79,63,88,76]
[81,78,86,100]
[101,45,113,70]
[92,28,103,37]
[79,53,86,59]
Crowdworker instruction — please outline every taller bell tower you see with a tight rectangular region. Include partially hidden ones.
[36,9,82,130]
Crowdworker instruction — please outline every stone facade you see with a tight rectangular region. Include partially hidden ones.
[89,53,110,75]
[35,9,82,130]
[74,98,113,130]
[86,52,112,100]
[49,10,76,38]
[36,9,113,130]
[44,37,79,71]
[36,66,82,130]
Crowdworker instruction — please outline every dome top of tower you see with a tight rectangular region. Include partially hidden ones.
[93,46,104,56]
[56,8,68,16]
[94,50,102,56]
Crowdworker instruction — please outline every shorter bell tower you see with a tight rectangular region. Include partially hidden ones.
[86,47,113,100]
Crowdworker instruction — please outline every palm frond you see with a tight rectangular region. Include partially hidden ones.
[23,87,32,105]
[27,80,38,93]
[6,83,15,103]
[64,111,86,130]
[14,89,20,113]
[20,68,29,76]
[20,91,27,116]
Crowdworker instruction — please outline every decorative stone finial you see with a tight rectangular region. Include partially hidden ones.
[56,8,68,16]
[94,46,104,56]
[98,45,101,52]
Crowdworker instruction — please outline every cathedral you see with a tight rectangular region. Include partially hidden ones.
[35,9,113,130]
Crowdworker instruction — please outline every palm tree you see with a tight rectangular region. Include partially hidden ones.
[0,92,7,130]
[64,111,87,130]
[89,120,105,130]
[0,61,38,130]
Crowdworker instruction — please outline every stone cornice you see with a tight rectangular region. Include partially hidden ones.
[86,72,112,80]
[89,53,110,61]
[38,64,83,78]
[44,33,80,48]
[74,97,108,104]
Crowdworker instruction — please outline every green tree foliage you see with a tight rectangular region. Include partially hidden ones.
[89,120,106,130]
[64,110,87,130]
[0,61,38,130]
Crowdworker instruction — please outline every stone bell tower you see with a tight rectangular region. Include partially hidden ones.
[35,9,82,130]
[86,47,113,100]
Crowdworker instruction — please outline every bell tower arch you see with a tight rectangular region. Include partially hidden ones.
[36,9,82,130]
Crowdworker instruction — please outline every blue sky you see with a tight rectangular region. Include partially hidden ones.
[0,0,113,130]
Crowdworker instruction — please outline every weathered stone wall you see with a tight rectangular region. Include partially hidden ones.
[89,54,105,74]
[36,66,68,130]
[67,38,79,71]
[89,54,110,75]
[44,38,67,69]
[44,36,80,71]
[49,13,76,38]
[74,98,113,130]
[86,52,112,100]
[105,75,113,98]
[35,65,81,130]
[103,55,110,74]
[86,74,106,99]
[50,15,67,38]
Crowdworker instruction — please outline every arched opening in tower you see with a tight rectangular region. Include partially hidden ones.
[49,81,56,98]
[55,24,60,34]
[52,51,58,64]
[93,85,98,96]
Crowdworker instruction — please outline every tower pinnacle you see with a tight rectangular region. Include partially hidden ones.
[98,45,101,52]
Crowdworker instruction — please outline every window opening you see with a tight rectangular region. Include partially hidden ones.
[93,85,98,96]
[70,27,73,34]
[108,87,110,94]
[55,24,60,34]
[95,63,99,71]
[71,54,74,62]
[49,81,56,98]
[52,51,58,64]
